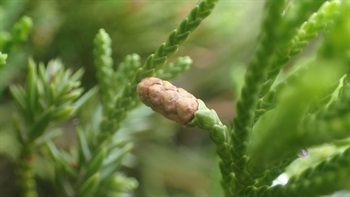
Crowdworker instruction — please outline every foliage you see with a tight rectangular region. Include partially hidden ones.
[137,0,349,196]
[0,0,349,197]
[0,15,32,94]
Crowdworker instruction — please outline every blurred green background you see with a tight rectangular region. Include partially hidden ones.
[2,0,339,196]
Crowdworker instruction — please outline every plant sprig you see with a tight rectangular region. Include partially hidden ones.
[0,15,32,54]
[189,100,233,196]
[99,0,220,141]
[7,0,349,196]
[230,0,286,192]
[260,0,342,100]
[263,147,350,197]
[10,59,92,197]
[0,15,33,93]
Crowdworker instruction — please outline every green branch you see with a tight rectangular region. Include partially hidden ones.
[259,0,342,99]
[266,147,350,197]
[0,16,32,53]
[10,59,89,197]
[248,63,346,173]
[98,0,220,141]
[17,143,37,197]
[113,54,141,94]
[230,0,286,191]
[189,100,233,196]
[255,64,310,123]
[94,29,114,106]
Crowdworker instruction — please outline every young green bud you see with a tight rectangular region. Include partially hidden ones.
[137,77,198,125]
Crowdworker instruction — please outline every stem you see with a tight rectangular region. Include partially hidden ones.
[189,100,234,196]
[17,143,38,197]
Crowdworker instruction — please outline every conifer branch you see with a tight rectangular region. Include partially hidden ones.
[189,100,233,196]
[10,59,87,197]
[1,16,32,53]
[248,63,346,173]
[94,29,114,105]
[113,54,141,93]
[255,65,310,123]
[230,0,286,191]
[99,0,220,141]
[266,147,350,197]
[260,0,342,99]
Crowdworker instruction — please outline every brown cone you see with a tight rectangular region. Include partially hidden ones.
[137,77,198,125]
